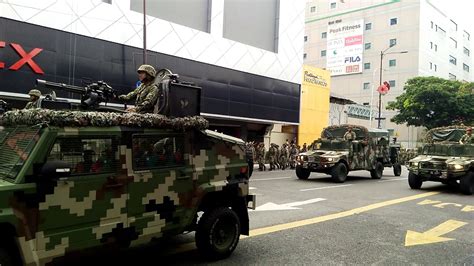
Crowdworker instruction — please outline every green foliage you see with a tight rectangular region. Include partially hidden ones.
[387,77,474,129]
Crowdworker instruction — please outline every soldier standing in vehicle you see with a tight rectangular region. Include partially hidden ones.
[118,64,159,113]
[24,89,42,109]
[344,126,357,141]
[301,143,307,152]
[459,127,473,144]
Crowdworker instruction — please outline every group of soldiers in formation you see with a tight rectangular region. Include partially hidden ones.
[23,64,160,113]
[246,140,308,172]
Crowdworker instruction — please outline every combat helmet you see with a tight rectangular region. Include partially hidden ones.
[137,64,156,78]
[28,89,41,97]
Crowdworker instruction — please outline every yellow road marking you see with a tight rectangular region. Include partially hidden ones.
[461,205,474,212]
[245,191,440,238]
[168,191,440,254]
[405,219,468,247]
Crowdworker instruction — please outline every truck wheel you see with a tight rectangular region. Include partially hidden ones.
[331,163,348,183]
[370,161,384,179]
[196,207,240,260]
[459,172,474,195]
[296,167,310,180]
[393,163,402,176]
[0,247,14,266]
[408,172,422,189]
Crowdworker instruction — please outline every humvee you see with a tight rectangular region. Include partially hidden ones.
[295,125,402,183]
[407,126,474,195]
[0,109,255,265]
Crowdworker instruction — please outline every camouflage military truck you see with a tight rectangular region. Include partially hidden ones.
[407,126,474,195]
[295,125,402,183]
[0,109,255,265]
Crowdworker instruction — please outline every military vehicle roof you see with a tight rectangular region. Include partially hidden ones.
[424,125,471,143]
[0,109,208,131]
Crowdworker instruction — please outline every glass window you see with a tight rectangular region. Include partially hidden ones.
[132,135,185,170]
[363,82,370,90]
[102,0,112,3]
[310,6,316,12]
[363,102,369,106]
[321,32,327,39]
[434,44,438,51]
[390,18,398,25]
[389,38,397,47]
[330,2,336,9]
[364,63,371,70]
[389,80,396,87]
[449,73,456,80]
[430,62,433,69]
[365,43,371,50]
[303,53,307,59]
[450,20,457,31]
[430,21,433,29]
[463,47,470,56]
[389,59,396,67]
[304,36,308,42]
[47,138,118,175]
[450,38,457,49]
[365,23,372,30]
[463,63,469,72]
[321,50,327,57]
[449,55,457,65]
[430,42,433,49]
[463,30,470,41]
[434,64,437,72]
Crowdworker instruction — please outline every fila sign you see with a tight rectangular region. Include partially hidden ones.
[0,41,44,74]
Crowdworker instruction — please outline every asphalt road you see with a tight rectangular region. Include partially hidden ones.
[60,167,474,265]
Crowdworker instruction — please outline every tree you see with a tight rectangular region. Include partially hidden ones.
[387,77,474,129]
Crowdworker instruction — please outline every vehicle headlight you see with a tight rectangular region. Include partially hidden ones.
[410,162,419,167]
[449,164,464,170]
[327,157,334,162]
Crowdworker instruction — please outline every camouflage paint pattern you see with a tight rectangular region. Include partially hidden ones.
[0,111,249,265]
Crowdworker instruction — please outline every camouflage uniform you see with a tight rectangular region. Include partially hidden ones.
[119,65,159,114]
[268,143,279,171]
[289,144,299,169]
[279,144,289,170]
[24,89,42,109]
[256,143,266,171]
[245,142,255,177]
[301,143,307,153]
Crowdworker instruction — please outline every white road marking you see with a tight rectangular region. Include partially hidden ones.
[300,184,353,192]
[378,177,407,183]
[252,198,326,211]
[249,187,257,190]
[251,176,292,181]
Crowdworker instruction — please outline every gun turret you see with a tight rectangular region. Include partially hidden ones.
[36,79,117,110]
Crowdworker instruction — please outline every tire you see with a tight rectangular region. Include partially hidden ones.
[370,161,384,179]
[408,172,422,189]
[459,172,474,195]
[296,166,310,180]
[393,163,402,176]
[0,247,14,266]
[331,163,348,183]
[196,207,241,260]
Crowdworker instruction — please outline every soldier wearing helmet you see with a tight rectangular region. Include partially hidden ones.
[459,127,473,144]
[24,89,42,109]
[118,64,159,113]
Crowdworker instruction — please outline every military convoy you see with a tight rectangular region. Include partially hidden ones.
[407,126,474,195]
[0,72,255,265]
[295,125,402,183]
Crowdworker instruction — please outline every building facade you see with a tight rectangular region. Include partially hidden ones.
[304,0,473,147]
[0,0,305,143]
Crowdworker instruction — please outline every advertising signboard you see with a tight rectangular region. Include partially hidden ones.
[326,19,364,76]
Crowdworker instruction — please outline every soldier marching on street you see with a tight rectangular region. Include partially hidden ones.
[256,142,266,171]
[245,141,255,177]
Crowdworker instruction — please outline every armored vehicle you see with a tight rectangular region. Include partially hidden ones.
[295,125,402,183]
[407,126,474,195]
[0,110,254,265]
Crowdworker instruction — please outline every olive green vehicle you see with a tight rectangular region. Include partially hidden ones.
[0,109,255,265]
[407,126,474,195]
[295,125,402,183]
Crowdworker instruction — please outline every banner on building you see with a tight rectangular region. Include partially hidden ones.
[326,19,364,76]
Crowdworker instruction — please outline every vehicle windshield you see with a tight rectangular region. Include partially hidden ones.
[0,126,40,180]
[422,144,449,156]
[314,140,350,151]
[448,145,474,157]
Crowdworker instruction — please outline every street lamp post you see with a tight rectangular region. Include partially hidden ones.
[377,47,408,129]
